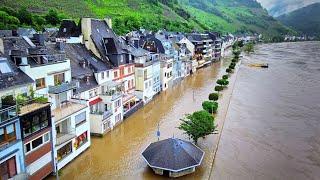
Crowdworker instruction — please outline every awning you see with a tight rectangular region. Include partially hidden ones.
[89,97,102,106]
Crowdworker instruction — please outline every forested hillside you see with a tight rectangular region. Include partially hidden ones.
[277,3,320,36]
[1,0,292,37]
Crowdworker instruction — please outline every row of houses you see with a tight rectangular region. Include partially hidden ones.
[0,18,235,179]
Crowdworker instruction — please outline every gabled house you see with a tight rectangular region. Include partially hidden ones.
[1,36,56,179]
[187,33,214,68]
[81,18,139,119]
[64,43,122,136]
[131,47,155,104]
[0,56,33,179]
[1,35,91,173]
[208,32,222,60]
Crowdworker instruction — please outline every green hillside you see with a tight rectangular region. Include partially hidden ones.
[277,3,320,36]
[1,0,292,37]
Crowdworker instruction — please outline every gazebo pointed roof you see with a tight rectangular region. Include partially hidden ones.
[142,138,204,172]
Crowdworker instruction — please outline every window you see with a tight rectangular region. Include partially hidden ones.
[128,67,131,74]
[128,81,131,89]
[144,70,147,80]
[0,124,16,146]
[131,79,134,87]
[103,121,110,131]
[145,82,148,89]
[24,132,50,154]
[75,112,86,126]
[0,61,12,74]
[101,72,105,79]
[114,71,118,78]
[0,156,17,179]
[21,109,49,138]
[36,78,46,89]
[54,73,65,85]
[106,71,109,78]
[57,142,72,161]
[115,113,122,122]
[120,68,124,76]
[115,99,121,108]
[31,136,43,149]
[74,131,88,150]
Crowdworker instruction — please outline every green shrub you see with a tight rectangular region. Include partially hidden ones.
[229,64,235,69]
[222,75,229,80]
[230,62,236,66]
[209,93,219,101]
[226,68,232,73]
[178,110,215,144]
[216,79,225,86]
[215,86,223,92]
[202,101,219,114]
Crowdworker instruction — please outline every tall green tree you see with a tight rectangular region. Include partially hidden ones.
[45,9,60,25]
[178,110,215,144]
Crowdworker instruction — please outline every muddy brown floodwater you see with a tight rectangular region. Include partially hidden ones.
[55,53,233,180]
[212,41,320,180]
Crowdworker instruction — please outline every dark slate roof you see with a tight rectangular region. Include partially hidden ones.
[0,30,12,37]
[2,37,33,56]
[74,76,99,94]
[140,35,165,53]
[64,43,111,74]
[17,28,36,37]
[0,57,34,91]
[130,47,148,57]
[57,20,81,38]
[142,138,204,171]
[187,33,213,42]
[90,19,130,64]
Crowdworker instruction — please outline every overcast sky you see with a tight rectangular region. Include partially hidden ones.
[256,0,320,16]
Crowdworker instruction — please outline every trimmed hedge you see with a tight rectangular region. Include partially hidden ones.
[209,93,219,101]
[215,86,223,91]
[202,101,219,113]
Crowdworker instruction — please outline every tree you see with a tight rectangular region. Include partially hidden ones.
[216,79,225,87]
[178,110,215,144]
[202,101,218,114]
[45,9,60,25]
[226,68,232,73]
[222,75,229,80]
[244,42,254,53]
[215,85,223,92]
[209,93,219,101]
[17,7,33,25]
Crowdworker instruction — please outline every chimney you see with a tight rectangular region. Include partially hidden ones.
[0,38,4,54]
[86,76,90,85]
[56,41,65,51]
[104,17,112,29]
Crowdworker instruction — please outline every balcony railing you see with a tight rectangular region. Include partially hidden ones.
[0,105,17,124]
[90,110,113,120]
[101,91,122,101]
[56,128,76,146]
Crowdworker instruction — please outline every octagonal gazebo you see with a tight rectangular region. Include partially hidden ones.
[142,138,205,178]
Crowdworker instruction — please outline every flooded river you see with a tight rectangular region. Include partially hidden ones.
[58,54,232,179]
[212,42,320,180]
[57,41,320,180]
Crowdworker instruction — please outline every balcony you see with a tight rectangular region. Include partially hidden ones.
[0,105,17,124]
[90,110,113,121]
[101,90,122,101]
[18,96,50,116]
[52,101,87,123]
[56,128,76,146]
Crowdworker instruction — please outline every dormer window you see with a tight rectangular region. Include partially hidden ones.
[0,60,12,74]
[63,28,66,33]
